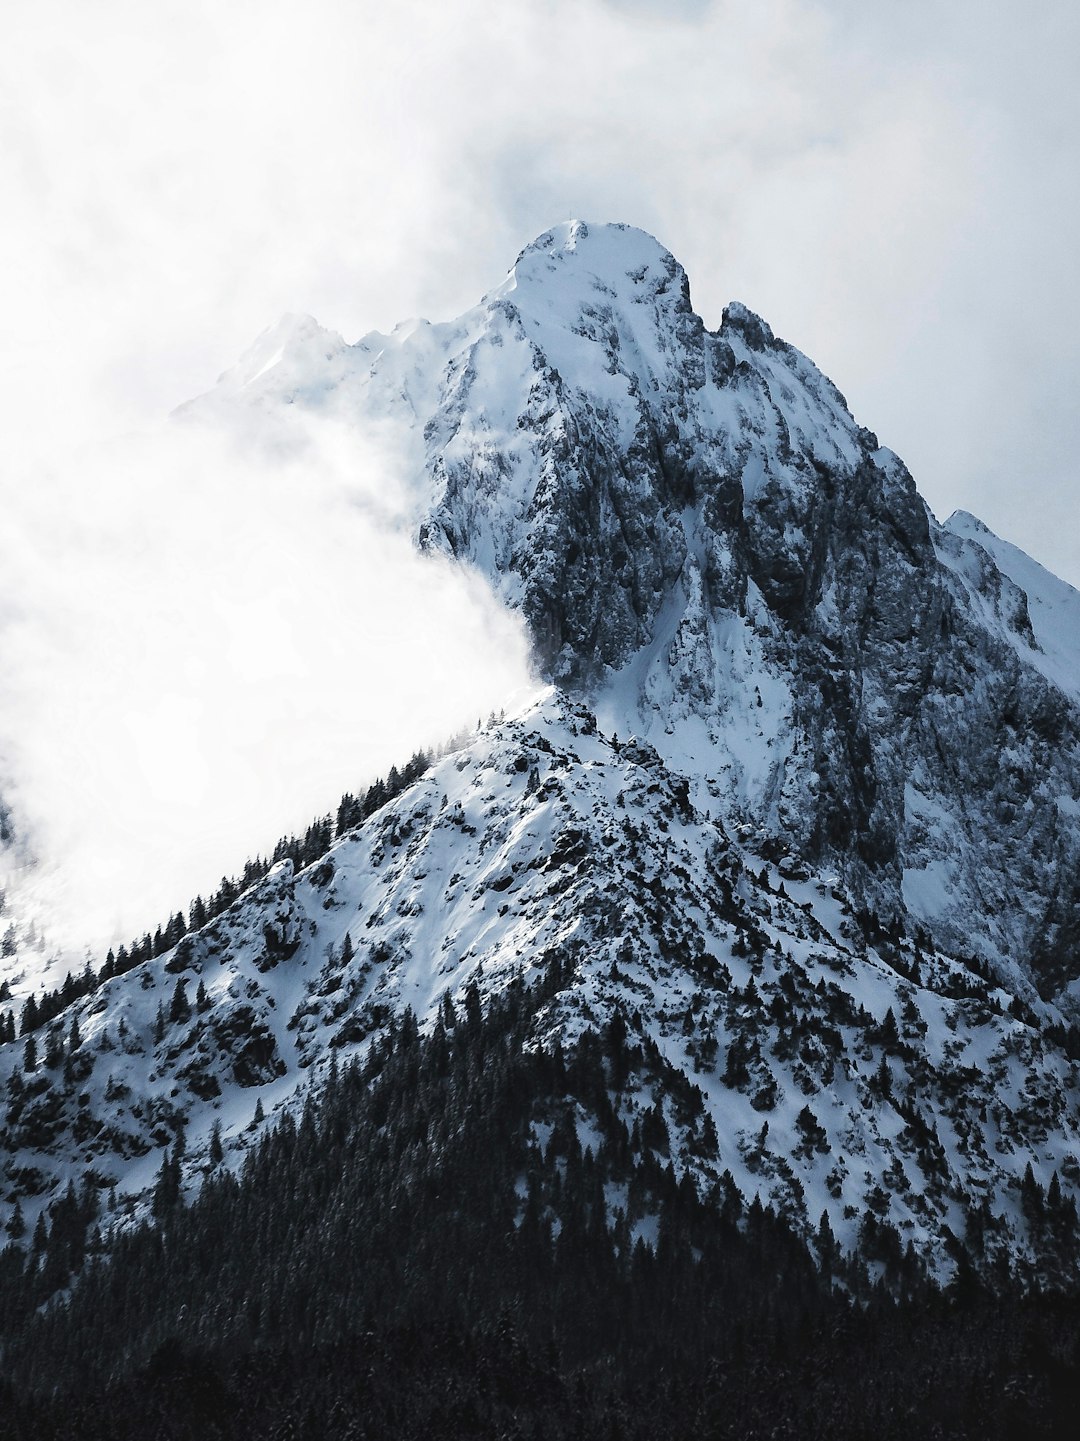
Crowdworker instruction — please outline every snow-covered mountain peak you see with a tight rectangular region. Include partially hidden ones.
[168,223,1080,983]
[501,219,686,302]
[470,219,703,428]
[939,507,1080,705]
[719,298,775,348]
[212,312,348,397]
[943,508,991,538]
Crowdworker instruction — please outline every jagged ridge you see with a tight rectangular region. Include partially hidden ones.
[181,220,1080,989]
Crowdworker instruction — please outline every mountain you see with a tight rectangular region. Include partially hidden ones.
[3,220,1080,1342]
[185,221,1080,997]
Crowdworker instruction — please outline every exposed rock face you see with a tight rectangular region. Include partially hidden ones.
[187,220,1080,991]
[418,224,1080,991]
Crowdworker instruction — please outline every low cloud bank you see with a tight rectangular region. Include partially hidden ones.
[0,413,533,950]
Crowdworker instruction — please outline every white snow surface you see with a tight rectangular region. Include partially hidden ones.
[942,508,1080,703]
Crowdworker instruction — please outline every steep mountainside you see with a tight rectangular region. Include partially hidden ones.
[184,221,1080,992]
[3,222,1080,1290]
[1,692,1078,1279]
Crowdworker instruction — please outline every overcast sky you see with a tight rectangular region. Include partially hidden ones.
[2,0,1078,942]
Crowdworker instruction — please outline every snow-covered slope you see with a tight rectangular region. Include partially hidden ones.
[940,509,1080,705]
[1,692,1077,1277]
[3,220,1080,1282]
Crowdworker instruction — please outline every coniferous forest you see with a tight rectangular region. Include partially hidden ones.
[1,965,1078,1439]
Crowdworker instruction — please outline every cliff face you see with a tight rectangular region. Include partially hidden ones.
[191,220,1080,989]
[416,223,1080,992]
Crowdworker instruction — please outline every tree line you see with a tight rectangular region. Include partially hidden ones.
[0,960,1078,1438]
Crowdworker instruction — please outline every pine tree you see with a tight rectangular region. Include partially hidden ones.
[44,1023,65,1070]
[1021,1162,1044,1225]
[879,1007,901,1052]
[169,978,191,1026]
[872,1052,893,1101]
[165,911,187,948]
[722,1034,750,1088]
[641,1102,670,1155]
[152,1147,181,1220]
[5,1198,25,1241]
[464,981,483,1034]
[816,1209,837,1278]
[19,994,38,1036]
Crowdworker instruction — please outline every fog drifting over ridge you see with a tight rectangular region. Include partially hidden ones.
[0,417,533,948]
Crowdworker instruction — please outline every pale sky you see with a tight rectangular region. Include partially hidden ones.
[1,0,1078,942]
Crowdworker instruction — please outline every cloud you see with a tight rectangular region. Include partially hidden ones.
[0,415,533,946]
